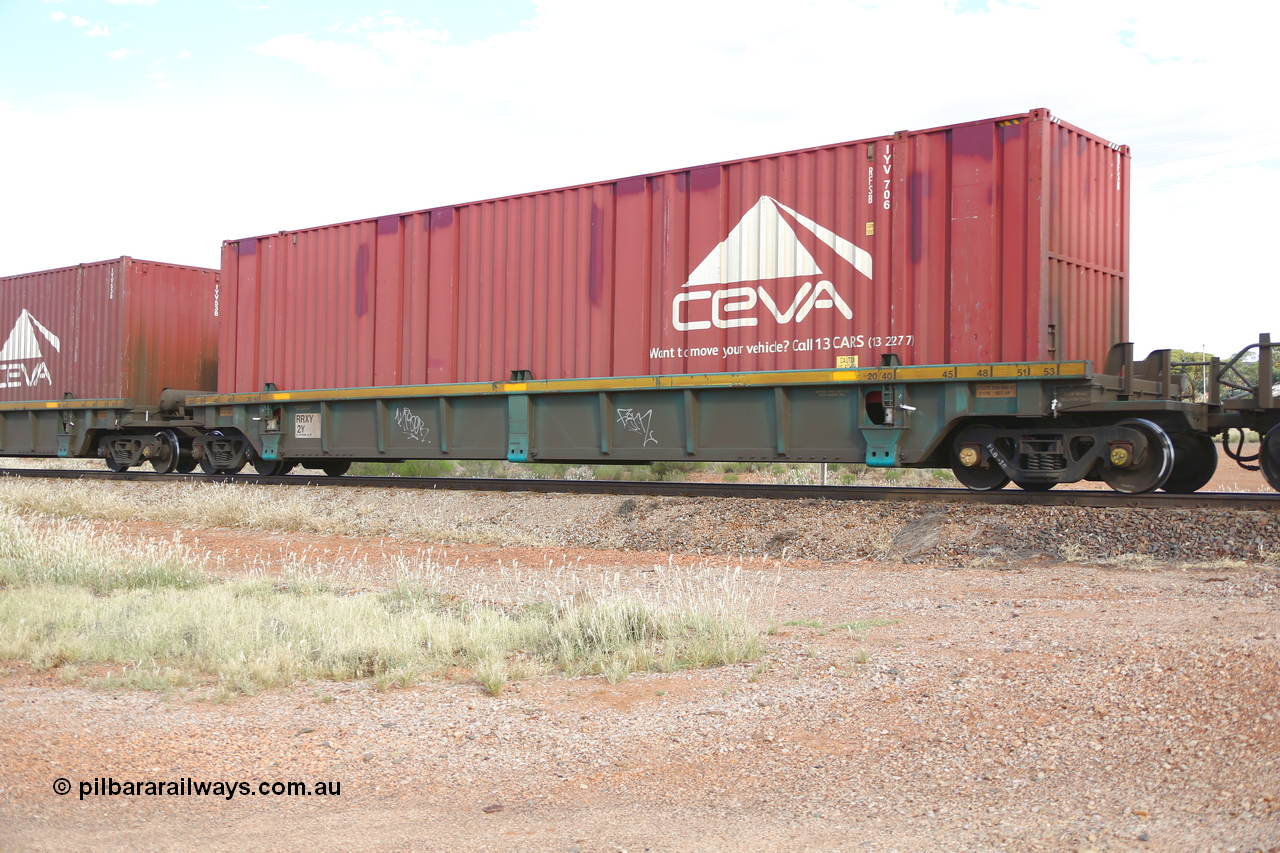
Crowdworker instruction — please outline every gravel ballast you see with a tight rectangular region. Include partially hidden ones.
[0,482,1277,852]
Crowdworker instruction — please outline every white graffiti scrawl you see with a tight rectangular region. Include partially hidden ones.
[395,406,430,442]
[615,408,657,446]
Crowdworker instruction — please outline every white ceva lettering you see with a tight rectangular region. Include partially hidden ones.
[673,280,852,331]
[0,361,52,389]
[711,287,757,328]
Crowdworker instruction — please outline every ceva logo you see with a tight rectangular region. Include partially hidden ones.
[673,195,873,331]
[0,309,60,388]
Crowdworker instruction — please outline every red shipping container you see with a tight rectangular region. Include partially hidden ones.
[0,257,219,405]
[219,108,1128,393]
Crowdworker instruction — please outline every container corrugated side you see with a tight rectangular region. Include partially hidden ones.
[219,108,1128,393]
[0,258,219,405]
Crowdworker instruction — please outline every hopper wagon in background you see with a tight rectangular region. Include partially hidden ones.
[1,109,1277,493]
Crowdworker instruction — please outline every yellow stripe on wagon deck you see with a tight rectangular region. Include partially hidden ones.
[0,399,132,411]
[185,362,1091,407]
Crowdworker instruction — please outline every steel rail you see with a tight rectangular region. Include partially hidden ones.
[3,468,1278,511]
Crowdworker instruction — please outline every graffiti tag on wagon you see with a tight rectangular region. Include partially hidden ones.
[395,406,430,442]
[616,408,657,446]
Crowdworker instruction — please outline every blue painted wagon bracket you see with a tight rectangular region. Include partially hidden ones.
[507,394,532,462]
[862,430,903,467]
[260,433,281,461]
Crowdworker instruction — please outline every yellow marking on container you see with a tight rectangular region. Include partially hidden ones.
[504,383,528,392]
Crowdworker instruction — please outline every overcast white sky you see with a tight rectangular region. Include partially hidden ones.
[1,0,1276,357]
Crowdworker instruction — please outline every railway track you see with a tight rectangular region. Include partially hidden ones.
[4,467,1279,511]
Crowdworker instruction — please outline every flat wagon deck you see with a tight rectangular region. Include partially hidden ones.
[5,336,1275,494]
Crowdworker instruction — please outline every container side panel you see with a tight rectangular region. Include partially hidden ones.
[120,260,219,403]
[1045,122,1129,367]
[1023,118,1050,360]
[588,183,616,379]
[220,109,1127,392]
[235,240,263,392]
[651,173,690,374]
[425,209,458,384]
[298,230,320,390]
[456,204,484,380]
[373,216,405,386]
[897,131,948,365]
[612,177,649,377]
[511,197,533,377]
[948,123,1001,363]
[399,212,430,386]
[996,121,1031,362]
[217,245,237,393]
[77,265,109,400]
[480,200,503,380]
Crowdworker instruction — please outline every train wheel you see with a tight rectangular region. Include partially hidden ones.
[172,434,198,474]
[249,452,286,476]
[104,457,129,473]
[950,427,1009,491]
[150,430,183,475]
[1161,432,1218,493]
[1100,419,1174,494]
[1261,425,1280,492]
[320,460,351,477]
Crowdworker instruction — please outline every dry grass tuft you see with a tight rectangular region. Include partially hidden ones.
[0,478,549,546]
[0,510,770,697]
